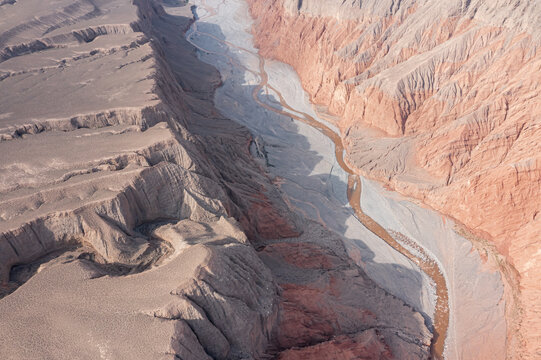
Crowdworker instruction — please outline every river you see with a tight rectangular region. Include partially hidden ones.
[181,0,508,358]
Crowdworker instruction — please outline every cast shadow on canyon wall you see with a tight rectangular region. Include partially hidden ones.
[1,1,432,347]
[177,8,433,333]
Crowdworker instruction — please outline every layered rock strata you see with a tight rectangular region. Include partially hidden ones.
[0,0,290,357]
[0,0,296,288]
[0,0,433,358]
[247,0,541,358]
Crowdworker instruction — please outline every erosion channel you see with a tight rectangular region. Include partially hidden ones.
[185,0,507,359]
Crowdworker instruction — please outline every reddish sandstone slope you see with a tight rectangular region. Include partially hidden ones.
[247,0,541,358]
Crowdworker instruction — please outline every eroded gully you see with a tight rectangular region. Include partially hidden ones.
[186,0,449,358]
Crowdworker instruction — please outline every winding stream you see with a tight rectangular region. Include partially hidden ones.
[254,50,448,360]
[251,53,449,358]
[185,0,456,358]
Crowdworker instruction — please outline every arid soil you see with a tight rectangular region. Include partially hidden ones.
[247,0,540,358]
[0,0,440,359]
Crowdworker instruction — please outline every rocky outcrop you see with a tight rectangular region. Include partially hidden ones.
[0,0,434,359]
[258,222,431,359]
[0,217,280,360]
[0,0,294,357]
[247,0,541,358]
[0,0,297,288]
[147,218,279,360]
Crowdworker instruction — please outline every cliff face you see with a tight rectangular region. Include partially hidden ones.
[0,0,294,357]
[0,0,434,358]
[0,0,299,286]
[247,0,541,358]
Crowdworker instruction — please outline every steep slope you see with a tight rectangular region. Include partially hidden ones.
[0,0,296,289]
[247,0,541,358]
[0,0,293,357]
[0,0,434,358]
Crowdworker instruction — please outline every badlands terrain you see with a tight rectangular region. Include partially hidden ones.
[0,0,536,359]
[248,0,541,358]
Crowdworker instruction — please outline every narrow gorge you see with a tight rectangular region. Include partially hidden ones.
[0,0,537,359]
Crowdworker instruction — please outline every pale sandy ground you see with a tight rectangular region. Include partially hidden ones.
[188,0,507,358]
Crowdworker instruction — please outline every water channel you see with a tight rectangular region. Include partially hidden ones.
[180,0,508,358]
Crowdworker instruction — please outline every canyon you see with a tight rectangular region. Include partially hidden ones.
[247,0,541,359]
[0,0,535,359]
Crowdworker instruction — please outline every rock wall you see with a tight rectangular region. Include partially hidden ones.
[247,0,541,358]
[0,0,298,285]
[0,0,298,357]
[0,0,434,358]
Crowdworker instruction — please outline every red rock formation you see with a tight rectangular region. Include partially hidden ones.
[258,239,431,359]
[247,0,541,358]
[277,331,394,360]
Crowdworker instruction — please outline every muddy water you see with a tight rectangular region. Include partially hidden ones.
[187,0,449,357]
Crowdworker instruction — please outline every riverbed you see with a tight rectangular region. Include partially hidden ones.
[182,0,507,358]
